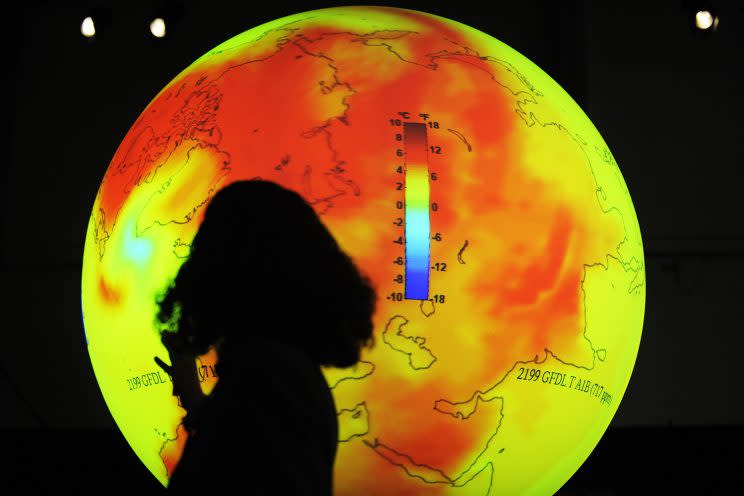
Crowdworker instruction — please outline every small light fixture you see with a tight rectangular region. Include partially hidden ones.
[695,10,714,30]
[81,16,96,38]
[150,18,166,38]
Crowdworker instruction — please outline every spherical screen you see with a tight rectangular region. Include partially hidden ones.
[81,6,646,494]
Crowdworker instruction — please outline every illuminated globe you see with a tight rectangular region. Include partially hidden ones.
[81,6,645,495]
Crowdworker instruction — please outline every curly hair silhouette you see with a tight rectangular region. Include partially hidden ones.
[157,179,377,368]
[154,179,377,494]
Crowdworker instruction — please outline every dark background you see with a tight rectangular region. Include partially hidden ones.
[2,0,742,493]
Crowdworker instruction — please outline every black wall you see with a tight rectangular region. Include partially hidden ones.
[2,0,742,492]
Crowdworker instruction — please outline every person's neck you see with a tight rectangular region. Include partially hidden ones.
[214,335,314,378]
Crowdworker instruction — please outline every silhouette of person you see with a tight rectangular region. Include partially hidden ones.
[153,179,377,494]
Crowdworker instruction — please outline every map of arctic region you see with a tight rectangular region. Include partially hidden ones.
[81,5,645,495]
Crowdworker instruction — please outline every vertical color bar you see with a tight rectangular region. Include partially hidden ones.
[404,122,430,300]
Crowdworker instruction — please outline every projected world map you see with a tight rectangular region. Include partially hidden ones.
[81,6,646,494]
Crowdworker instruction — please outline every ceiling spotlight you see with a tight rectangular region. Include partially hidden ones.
[695,10,714,30]
[81,16,96,38]
[150,18,166,38]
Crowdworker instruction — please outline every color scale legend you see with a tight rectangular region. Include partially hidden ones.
[403,122,430,300]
